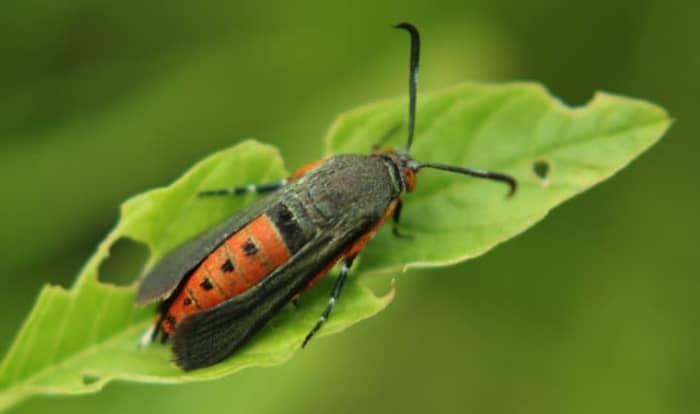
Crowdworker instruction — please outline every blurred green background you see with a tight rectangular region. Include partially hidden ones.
[1,1,697,413]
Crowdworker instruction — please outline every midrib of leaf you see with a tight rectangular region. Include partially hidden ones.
[526,118,667,162]
[412,116,669,202]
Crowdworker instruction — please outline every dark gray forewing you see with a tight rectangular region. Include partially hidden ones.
[171,232,338,370]
[170,220,386,370]
[136,197,270,305]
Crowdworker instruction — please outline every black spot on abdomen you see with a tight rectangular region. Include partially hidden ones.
[243,240,258,256]
[200,278,213,291]
[221,259,235,272]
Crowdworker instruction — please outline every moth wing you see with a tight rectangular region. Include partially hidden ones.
[171,233,341,370]
[165,192,394,376]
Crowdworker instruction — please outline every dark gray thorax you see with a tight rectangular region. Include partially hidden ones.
[296,154,400,229]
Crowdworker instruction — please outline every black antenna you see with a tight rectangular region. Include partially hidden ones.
[394,22,420,152]
[418,162,517,196]
[395,23,517,197]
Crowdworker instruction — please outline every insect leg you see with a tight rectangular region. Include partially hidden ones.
[138,323,157,348]
[198,179,288,197]
[371,123,402,151]
[302,255,356,348]
[198,158,330,198]
[392,198,412,239]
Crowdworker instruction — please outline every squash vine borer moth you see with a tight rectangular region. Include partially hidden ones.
[136,22,517,370]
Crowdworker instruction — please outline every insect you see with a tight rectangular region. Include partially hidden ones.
[136,22,516,370]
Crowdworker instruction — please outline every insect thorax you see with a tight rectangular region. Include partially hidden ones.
[297,154,401,224]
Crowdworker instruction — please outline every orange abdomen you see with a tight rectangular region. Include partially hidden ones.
[160,214,291,334]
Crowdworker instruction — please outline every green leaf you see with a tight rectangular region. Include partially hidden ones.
[326,83,670,275]
[0,83,669,411]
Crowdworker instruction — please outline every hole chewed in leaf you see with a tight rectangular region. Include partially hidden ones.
[532,160,550,184]
[98,237,149,286]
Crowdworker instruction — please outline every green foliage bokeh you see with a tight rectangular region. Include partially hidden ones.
[0,1,696,414]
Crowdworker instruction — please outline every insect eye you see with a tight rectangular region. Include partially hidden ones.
[403,167,417,192]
